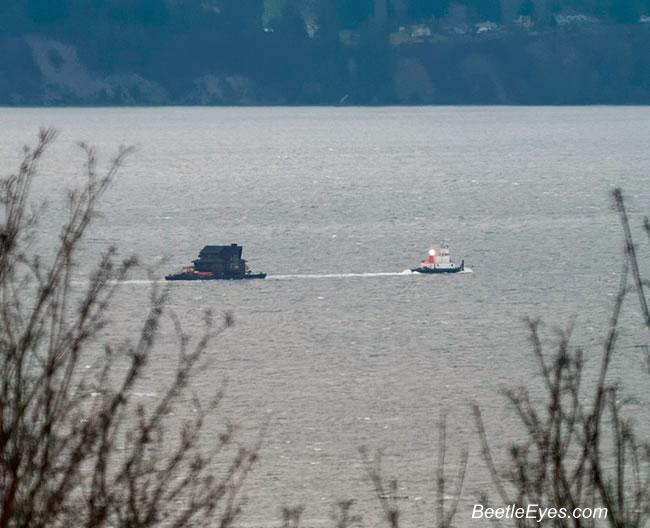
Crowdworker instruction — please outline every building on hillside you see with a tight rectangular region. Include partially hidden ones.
[476,21,498,33]
[513,15,534,28]
[306,23,318,38]
[554,13,599,26]
[452,24,470,35]
[410,24,432,38]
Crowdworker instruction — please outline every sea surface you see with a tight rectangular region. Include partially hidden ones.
[1,107,649,526]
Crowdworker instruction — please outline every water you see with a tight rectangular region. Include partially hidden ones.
[1,107,650,526]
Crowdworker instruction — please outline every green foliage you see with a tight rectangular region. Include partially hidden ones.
[0,0,649,104]
[2,0,649,41]
[607,0,643,22]
[468,0,503,22]
[220,0,264,32]
[133,0,168,26]
[518,0,536,16]
[335,0,374,29]
[407,0,450,19]
[263,0,288,26]
[275,3,307,37]
[545,0,648,19]
[27,0,69,25]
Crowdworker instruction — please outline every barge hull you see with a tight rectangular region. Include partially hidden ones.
[165,273,267,281]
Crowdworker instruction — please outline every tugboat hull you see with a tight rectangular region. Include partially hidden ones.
[165,272,266,281]
[411,260,464,274]
[411,266,463,274]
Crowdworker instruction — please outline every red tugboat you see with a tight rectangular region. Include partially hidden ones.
[165,244,266,280]
[411,245,464,274]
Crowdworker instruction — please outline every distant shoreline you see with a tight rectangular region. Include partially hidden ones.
[1,103,649,109]
[2,24,649,106]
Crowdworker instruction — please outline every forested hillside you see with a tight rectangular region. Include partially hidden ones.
[1,0,649,104]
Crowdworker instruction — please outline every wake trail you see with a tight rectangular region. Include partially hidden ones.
[270,270,417,280]
[72,269,473,285]
[71,279,165,286]
[270,268,473,280]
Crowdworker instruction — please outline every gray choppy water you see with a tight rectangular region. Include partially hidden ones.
[1,107,650,526]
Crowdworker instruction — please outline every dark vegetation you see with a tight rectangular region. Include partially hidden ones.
[0,0,649,104]
[0,131,649,527]
[473,190,650,527]
[0,131,260,527]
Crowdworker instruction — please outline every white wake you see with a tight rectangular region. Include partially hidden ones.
[268,270,416,280]
[74,269,472,284]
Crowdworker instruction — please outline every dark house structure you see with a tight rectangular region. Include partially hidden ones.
[193,244,246,275]
[165,244,266,280]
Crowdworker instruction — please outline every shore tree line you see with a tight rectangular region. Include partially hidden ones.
[2,0,650,40]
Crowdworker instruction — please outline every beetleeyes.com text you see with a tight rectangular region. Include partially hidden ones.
[472,504,608,522]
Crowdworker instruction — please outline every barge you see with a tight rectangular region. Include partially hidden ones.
[165,244,266,280]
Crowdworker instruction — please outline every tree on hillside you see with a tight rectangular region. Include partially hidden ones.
[26,0,69,25]
[275,2,307,37]
[606,0,643,22]
[407,0,450,20]
[518,0,536,16]
[336,0,374,29]
[311,1,340,40]
[388,0,409,24]
[463,0,503,22]
[133,0,169,26]
[0,2,28,36]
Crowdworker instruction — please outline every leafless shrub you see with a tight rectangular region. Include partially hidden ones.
[0,129,259,528]
[360,447,401,528]
[280,506,305,528]
[331,500,362,528]
[360,413,468,528]
[473,188,650,528]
